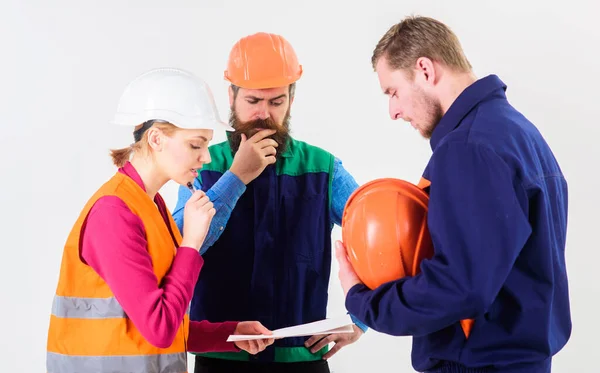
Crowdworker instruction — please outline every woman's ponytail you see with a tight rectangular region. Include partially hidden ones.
[109,145,134,167]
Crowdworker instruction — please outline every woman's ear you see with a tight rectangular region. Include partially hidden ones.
[146,128,164,152]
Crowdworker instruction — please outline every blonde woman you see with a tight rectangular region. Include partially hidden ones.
[46,68,274,373]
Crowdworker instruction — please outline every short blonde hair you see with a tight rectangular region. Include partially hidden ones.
[109,120,178,167]
[372,16,472,77]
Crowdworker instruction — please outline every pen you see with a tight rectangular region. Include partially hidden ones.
[187,182,196,193]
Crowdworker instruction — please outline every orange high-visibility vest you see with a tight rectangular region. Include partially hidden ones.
[46,172,189,373]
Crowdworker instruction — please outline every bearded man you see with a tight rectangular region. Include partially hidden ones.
[173,32,367,373]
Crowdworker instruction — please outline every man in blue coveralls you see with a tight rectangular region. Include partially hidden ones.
[335,16,572,373]
[173,32,366,373]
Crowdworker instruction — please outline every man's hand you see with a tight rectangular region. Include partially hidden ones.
[335,240,363,297]
[305,325,364,360]
[230,129,278,184]
[232,321,275,355]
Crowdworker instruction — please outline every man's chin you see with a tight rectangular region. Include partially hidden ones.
[419,126,436,140]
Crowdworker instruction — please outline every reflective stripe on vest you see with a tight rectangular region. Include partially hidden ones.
[46,352,186,373]
[52,295,126,318]
[52,295,190,318]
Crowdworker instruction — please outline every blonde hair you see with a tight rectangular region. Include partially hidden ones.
[372,16,472,77]
[109,120,178,167]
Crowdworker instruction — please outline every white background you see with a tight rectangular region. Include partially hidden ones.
[1,1,598,372]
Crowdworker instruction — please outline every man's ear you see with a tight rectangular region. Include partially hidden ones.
[415,57,436,86]
[228,86,234,107]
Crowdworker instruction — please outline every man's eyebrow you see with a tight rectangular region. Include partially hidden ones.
[245,94,287,102]
[268,94,287,101]
[245,95,264,101]
[192,135,209,141]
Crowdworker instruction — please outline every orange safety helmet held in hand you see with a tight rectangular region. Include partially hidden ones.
[341,178,474,339]
[342,178,433,287]
[224,32,303,89]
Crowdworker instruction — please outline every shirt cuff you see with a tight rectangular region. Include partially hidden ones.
[207,170,246,208]
[187,320,240,353]
[346,284,370,318]
[350,313,369,333]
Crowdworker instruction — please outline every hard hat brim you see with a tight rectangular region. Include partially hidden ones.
[111,110,234,132]
[224,70,302,90]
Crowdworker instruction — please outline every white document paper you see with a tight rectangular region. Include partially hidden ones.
[227,314,355,342]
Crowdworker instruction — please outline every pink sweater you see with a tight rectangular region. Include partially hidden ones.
[79,162,239,352]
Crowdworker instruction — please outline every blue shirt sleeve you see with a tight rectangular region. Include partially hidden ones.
[330,157,359,226]
[330,157,368,333]
[172,171,246,255]
[345,142,532,336]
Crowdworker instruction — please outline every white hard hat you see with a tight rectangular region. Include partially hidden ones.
[111,67,233,132]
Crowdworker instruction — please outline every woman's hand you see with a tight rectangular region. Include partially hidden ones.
[180,190,215,250]
[233,321,275,354]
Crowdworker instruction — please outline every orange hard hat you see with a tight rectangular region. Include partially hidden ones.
[224,32,303,89]
[341,178,475,338]
[342,178,434,289]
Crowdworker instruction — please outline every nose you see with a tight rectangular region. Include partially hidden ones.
[389,99,402,121]
[254,102,270,120]
[198,149,211,166]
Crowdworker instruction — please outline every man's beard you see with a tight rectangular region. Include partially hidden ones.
[227,108,291,158]
[421,101,443,139]
[414,86,444,139]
